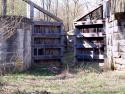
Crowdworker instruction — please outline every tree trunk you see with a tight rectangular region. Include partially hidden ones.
[55,0,59,16]
[1,0,7,16]
[11,0,15,14]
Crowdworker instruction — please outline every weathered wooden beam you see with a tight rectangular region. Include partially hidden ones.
[22,0,63,22]
[33,21,63,26]
[1,0,7,16]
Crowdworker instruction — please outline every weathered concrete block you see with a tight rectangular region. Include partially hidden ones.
[119,52,125,59]
[113,33,122,40]
[119,46,125,52]
[113,52,120,58]
[114,58,125,70]
[119,40,125,46]
[0,16,32,72]
[114,58,125,65]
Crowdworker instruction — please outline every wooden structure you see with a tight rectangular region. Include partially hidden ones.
[105,0,125,70]
[32,22,64,66]
[23,0,64,66]
[0,0,64,73]
[74,5,105,62]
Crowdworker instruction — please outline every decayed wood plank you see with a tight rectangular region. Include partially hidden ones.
[22,0,62,22]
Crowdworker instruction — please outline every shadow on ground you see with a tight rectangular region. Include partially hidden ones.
[12,61,103,77]
[17,66,58,76]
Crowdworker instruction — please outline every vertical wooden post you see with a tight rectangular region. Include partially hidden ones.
[1,0,7,16]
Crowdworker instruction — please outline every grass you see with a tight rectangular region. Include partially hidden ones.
[1,52,125,94]
[1,64,125,94]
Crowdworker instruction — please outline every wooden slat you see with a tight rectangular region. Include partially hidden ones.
[33,21,63,26]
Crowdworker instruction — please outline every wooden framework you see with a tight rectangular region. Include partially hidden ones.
[74,5,103,22]
[21,0,64,65]
[74,5,105,62]
[32,22,64,65]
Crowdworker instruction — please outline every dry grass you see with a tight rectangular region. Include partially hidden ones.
[0,64,125,94]
[1,52,125,94]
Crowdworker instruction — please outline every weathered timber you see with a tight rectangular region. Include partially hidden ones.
[34,21,63,26]
[32,22,64,65]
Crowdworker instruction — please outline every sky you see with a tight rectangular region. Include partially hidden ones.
[26,0,101,18]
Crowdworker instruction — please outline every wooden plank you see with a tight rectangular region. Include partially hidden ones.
[22,0,62,22]
[33,21,63,26]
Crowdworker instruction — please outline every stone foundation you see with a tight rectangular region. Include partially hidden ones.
[106,13,125,70]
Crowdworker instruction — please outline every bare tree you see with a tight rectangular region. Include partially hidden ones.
[72,0,80,18]
[55,0,59,16]
[46,0,52,21]
[63,0,70,32]
[42,0,45,20]
[10,0,15,14]
[0,16,23,40]
[1,0,7,16]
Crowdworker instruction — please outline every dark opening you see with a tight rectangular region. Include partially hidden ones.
[38,48,44,55]
[34,48,37,55]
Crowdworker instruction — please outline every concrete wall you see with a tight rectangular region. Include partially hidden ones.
[105,14,125,70]
[0,16,32,73]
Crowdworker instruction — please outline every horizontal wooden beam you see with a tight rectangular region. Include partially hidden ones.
[22,0,63,22]
[33,21,63,26]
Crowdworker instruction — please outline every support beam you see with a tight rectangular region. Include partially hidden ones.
[22,0,63,22]
[1,0,7,16]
